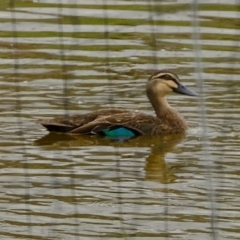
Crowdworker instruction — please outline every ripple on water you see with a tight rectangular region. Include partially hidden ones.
[0,0,240,239]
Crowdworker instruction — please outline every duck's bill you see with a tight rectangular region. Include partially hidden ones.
[173,83,198,96]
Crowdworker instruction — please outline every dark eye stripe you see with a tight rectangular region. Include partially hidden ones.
[148,70,179,83]
[158,73,176,81]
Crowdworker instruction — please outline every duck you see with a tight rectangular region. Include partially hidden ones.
[38,70,197,138]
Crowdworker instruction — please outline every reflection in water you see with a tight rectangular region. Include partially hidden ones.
[35,132,185,185]
[145,134,185,183]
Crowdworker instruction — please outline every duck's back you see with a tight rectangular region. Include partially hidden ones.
[38,108,187,136]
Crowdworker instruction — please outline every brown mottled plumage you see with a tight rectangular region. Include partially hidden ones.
[38,70,197,136]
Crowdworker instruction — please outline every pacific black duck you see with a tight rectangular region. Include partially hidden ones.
[38,70,197,138]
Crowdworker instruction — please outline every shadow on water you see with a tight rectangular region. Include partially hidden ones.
[35,132,186,184]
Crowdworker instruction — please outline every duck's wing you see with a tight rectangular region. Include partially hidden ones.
[37,108,137,133]
[69,111,162,136]
[68,113,142,135]
[38,108,164,136]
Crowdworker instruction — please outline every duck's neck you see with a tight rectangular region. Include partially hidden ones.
[150,95,172,118]
[150,95,187,129]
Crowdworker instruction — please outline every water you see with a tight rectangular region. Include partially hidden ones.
[0,1,239,239]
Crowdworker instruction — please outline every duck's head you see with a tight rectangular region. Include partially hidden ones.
[146,69,197,98]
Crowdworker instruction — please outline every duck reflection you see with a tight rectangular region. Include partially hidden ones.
[35,132,185,184]
[144,134,185,183]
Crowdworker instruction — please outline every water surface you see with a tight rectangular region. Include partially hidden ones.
[0,1,239,239]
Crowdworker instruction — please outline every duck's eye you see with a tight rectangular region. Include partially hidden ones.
[161,74,175,81]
